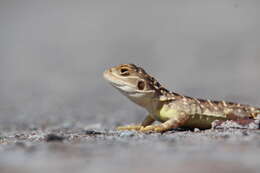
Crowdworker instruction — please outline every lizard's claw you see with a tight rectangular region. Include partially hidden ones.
[117,125,143,131]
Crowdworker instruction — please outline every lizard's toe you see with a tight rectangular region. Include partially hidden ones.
[139,125,154,132]
[117,125,143,131]
[154,126,168,133]
[140,125,166,133]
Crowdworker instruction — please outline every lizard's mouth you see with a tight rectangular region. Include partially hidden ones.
[103,70,124,86]
[103,71,127,88]
[103,70,140,94]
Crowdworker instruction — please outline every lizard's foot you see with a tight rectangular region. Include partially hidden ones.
[117,125,143,131]
[140,125,170,133]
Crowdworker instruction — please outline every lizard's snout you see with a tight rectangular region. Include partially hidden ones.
[103,68,113,80]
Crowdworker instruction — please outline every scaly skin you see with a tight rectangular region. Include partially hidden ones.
[103,64,260,132]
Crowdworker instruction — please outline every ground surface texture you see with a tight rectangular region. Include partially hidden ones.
[1,125,260,173]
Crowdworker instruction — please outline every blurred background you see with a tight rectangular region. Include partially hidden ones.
[0,0,260,129]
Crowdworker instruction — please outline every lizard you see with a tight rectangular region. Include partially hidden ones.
[103,64,260,132]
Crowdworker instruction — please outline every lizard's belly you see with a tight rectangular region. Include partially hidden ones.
[155,106,227,129]
[182,114,226,129]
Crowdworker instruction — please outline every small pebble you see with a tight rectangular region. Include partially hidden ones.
[85,130,103,135]
[194,128,200,132]
[45,134,64,142]
[119,131,135,137]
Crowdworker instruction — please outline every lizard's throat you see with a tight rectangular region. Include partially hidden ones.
[110,84,159,111]
[123,92,159,111]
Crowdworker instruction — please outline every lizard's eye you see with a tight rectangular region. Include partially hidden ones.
[137,81,145,90]
[120,68,129,76]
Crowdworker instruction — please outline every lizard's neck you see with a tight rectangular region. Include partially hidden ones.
[126,92,164,113]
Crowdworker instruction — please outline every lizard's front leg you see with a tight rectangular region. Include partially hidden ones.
[117,115,155,131]
[140,112,189,133]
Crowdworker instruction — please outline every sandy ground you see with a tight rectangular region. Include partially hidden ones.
[1,125,260,173]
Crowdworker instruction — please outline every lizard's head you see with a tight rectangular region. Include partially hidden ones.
[104,64,170,107]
